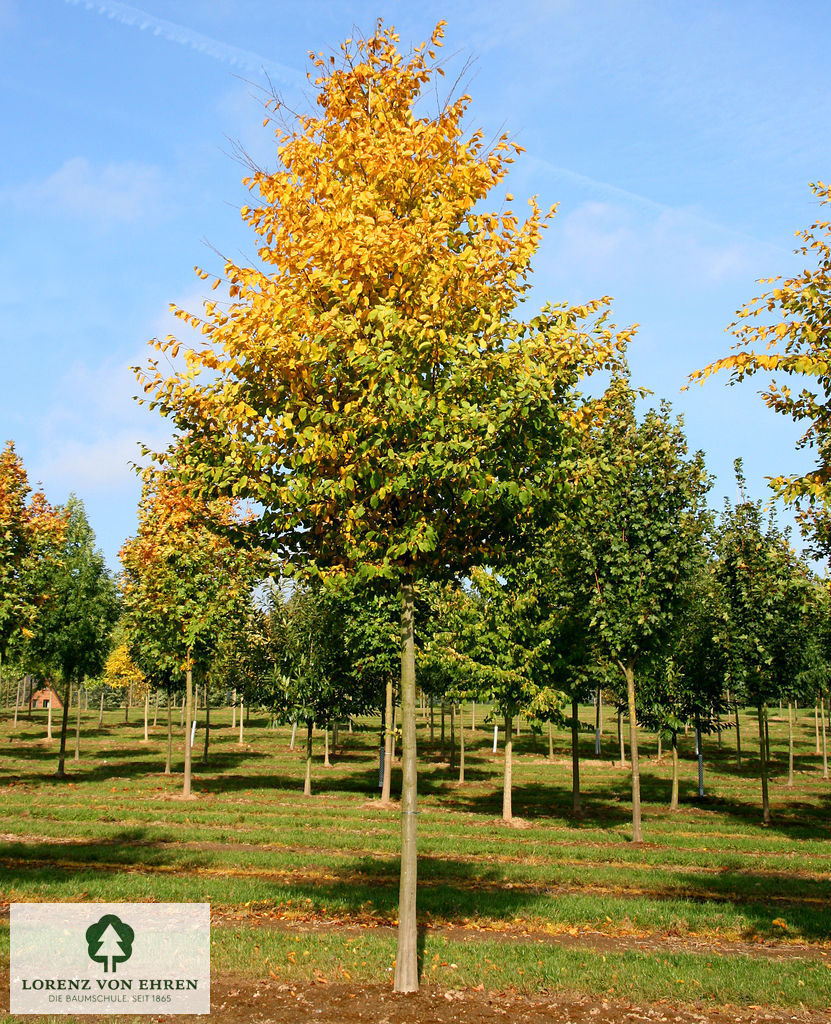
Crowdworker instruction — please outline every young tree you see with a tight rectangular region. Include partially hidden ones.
[560,385,711,841]
[0,441,65,712]
[120,470,260,796]
[25,496,119,777]
[135,24,631,989]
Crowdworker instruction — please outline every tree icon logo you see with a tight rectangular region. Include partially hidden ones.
[85,914,135,972]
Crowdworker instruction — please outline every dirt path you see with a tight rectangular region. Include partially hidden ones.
[212,907,831,963]
[2,974,829,1024]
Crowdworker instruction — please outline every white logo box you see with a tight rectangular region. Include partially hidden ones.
[10,903,210,1015]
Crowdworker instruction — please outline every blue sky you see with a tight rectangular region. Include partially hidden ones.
[1,0,829,567]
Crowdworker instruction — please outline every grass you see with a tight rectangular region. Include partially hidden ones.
[1,701,830,1012]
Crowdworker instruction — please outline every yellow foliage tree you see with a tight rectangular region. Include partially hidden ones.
[136,22,631,990]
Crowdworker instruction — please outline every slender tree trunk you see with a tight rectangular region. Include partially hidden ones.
[787,701,794,788]
[758,704,771,825]
[153,690,159,729]
[143,691,149,742]
[232,690,237,730]
[165,690,172,775]
[695,719,704,797]
[618,710,626,768]
[429,696,434,745]
[13,677,21,730]
[458,707,465,783]
[595,686,602,756]
[239,700,244,745]
[201,688,211,765]
[657,733,662,759]
[394,575,419,994]
[324,721,331,767]
[764,704,771,767]
[735,701,742,768]
[449,702,456,772]
[333,720,339,753]
[670,731,679,811]
[822,695,828,781]
[304,719,313,796]
[183,651,193,799]
[471,701,475,733]
[382,677,393,802]
[125,684,130,723]
[548,720,554,761]
[180,698,184,728]
[73,685,81,762]
[623,661,642,842]
[571,697,581,815]
[56,676,72,777]
[47,701,52,741]
[290,720,297,750]
[502,711,514,823]
[98,690,104,729]
[440,699,446,761]
[816,704,821,755]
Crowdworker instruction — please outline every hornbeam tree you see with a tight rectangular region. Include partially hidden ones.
[119,469,260,796]
[135,23,631,990]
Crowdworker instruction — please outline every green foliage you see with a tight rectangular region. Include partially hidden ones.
[24,495,119,684]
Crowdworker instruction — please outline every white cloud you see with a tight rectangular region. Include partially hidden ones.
[11,157,161,224]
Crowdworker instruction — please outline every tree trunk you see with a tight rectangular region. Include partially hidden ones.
[232,689,237,730]
[764,705,771,767]
[324,721,331,767]
[548,720,554,761]
[758,704,771,825]
[449,702,456,772]
[440,699,446,761]
[816,704,821,755]
[98,690,104,729]
[571,697,581,815]
[695,719,704,797]
[183,651,193,799]
[239,700,244,745]
[735,701,742,768]
[787,701,794,788]
[618,709,626,768]
[382,676,394,802]
[165,690,172,775]
[125,684,130,723]
[670,731,679,811]
[13,676,21,730]
[333,720,339,753]
[201,688,211,765]
[153,690,159,729]
[502,711,514,823]
[393,574,419,994]
[458,707,465,784]
[623,661,642,842]
[595,686,602,756]
[304,719,313,796]
[429,696,434,745]
[143,691,150,742]
[471,701,476,732]
[73,685,81,761]
[47,701,52,741]
[56,675,72,777]
[822,695,828,781]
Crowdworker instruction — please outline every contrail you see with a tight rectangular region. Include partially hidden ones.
[64,0,306,91]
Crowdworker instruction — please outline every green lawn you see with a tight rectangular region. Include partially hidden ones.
[1,702,830,1013]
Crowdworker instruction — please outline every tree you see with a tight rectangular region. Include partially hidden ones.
[714,461,811,823]
[25,496,119,777]
[135,23,631,990]
[0,441,65,711]
[689,182,831,508]
[119,469,260,796]
[560,385,711,841]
